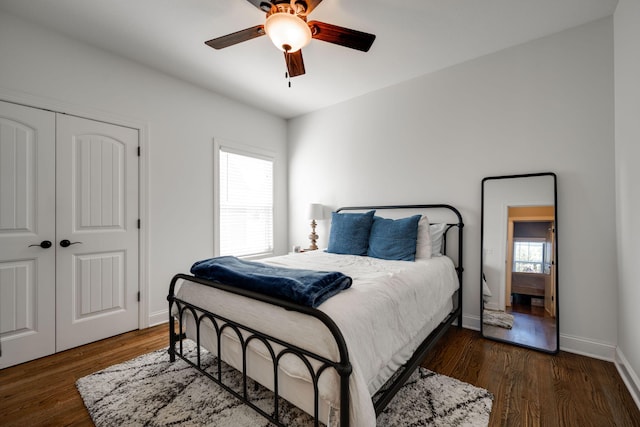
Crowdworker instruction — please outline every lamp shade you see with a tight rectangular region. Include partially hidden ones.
[264,12,312,52]
[307,203,324,220]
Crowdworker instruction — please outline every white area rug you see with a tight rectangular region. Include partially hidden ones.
[483,310,515,329]
[76,340,493,426]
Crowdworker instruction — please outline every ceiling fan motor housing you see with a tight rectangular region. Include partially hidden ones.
[260,1,308,14]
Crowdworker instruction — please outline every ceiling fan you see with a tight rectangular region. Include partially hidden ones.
[205,0,376,78]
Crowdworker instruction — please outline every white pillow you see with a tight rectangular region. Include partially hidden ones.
[429,223,447,256]
[414,215,432,260]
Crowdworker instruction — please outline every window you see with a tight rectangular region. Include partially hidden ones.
[513,240,545,273]
[218,146,274,257]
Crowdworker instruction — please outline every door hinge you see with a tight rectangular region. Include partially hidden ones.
[137,219,141,229]
[137,291,141,302]
[137,146,141,156]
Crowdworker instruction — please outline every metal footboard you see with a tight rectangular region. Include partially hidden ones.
[168,274,352,427]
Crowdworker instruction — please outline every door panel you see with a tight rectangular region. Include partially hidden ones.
[0,101,56,369]
[76,251,125,317]
[76,134,125,229]
[56,114,139,352]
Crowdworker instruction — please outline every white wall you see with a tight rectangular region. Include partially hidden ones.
[0,6,626,370]
[288,18,616,358]
[0,11,288,326]
[614,0,640,405]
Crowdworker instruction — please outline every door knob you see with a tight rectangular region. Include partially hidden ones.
[29,240,53,249]
[60,239,83,247]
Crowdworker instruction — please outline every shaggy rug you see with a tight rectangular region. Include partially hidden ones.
[482,310,515,329]
[76,340,493,427]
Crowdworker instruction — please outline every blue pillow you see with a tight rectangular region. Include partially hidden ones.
[327,210,376,256]
[367,215,421,261]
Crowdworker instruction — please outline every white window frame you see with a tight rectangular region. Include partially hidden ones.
[213,139,276,259]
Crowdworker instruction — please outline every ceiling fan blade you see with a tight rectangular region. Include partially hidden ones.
[308,21,376,52]
[285,50,306,77]
[205,25,265,49]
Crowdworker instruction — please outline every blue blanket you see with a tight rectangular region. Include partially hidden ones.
[190,256,352,308]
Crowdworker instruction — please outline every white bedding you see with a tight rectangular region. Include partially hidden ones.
[174,251,459,426]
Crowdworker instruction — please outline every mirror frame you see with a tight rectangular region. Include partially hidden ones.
[480,172,559,354]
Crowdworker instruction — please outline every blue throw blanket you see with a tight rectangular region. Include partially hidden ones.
[190,256,352,308]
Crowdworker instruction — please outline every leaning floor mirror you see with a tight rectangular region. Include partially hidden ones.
[481,172,558,353]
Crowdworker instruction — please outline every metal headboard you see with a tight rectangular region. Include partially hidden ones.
[336,203,464,295]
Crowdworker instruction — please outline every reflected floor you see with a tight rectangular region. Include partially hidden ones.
[483,303,557,351]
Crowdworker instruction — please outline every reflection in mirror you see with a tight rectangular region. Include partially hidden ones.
[481,173,558,353]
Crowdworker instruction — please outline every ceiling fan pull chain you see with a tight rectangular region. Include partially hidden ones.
[284,50,292,88]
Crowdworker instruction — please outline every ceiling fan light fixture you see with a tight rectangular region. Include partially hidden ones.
[264,12,312,53]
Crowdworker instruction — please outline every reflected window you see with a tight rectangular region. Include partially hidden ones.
[513,240,545,273]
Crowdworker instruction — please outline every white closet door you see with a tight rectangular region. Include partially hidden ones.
[0,101,56,369]
[55,114,139,352]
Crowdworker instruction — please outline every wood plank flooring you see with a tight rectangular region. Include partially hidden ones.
[0,325,168,426]
[422,327,640,427]
[483,304,557,351]
[1,325,639,426]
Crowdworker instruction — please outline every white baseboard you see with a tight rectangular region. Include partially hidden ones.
[615,348,640,410]
[559,333,616,361]
[463,313,481,331]
[466,309,617,361]
[148,309,169,327]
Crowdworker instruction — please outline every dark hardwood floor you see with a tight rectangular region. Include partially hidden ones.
[422,327,640,427]
[0,325,168,426]
[483,303,557,351]
[1,325,639,426]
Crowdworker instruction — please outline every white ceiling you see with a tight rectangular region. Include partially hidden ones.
[0,0,618,119]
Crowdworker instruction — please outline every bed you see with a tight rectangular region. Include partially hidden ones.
[167,204,464,426]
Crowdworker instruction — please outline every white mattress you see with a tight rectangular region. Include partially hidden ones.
[174,251,459,426]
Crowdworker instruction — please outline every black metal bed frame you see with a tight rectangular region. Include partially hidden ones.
[167,204,464,427]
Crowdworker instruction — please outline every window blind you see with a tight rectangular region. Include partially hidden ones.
[219,147,274,257]
[513,240,545,273]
